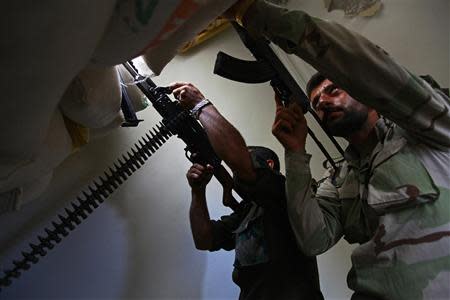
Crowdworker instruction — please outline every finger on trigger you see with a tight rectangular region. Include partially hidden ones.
[192,163,205,171]
[278,110,297,125]
[274,93,284,108]
[274,119,293,133]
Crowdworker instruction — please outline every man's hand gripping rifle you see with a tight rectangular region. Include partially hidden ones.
[214,23,344,171]
[123,61,239,211]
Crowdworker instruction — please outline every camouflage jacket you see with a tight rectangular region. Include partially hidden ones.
[244,1,450,299]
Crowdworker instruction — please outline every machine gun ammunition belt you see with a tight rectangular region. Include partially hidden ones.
[0,112,190,291]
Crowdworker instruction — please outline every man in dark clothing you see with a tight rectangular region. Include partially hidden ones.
[174,82,323,299]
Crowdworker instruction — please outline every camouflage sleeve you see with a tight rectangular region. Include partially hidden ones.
[244,1,450,149]
[285,150,343,255]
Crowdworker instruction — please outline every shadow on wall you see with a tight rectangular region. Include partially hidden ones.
[109,124,212,298]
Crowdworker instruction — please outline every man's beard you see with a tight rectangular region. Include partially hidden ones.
[323,108,368,137]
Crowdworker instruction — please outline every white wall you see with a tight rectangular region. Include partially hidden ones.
[0,0,448,299]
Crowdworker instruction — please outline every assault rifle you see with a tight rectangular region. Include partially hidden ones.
[123,61,220,168]
[214,22,344,170]
[122,61,239,210]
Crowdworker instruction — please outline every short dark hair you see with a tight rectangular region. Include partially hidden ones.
[306,72,326,99]
[247,146,280,171]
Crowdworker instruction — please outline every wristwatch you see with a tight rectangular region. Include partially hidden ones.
[190,99,212,119]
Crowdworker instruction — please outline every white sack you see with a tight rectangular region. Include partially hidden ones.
[0,172,53,215]
[0,0,116,180]
[92,0,236,74]
[59,66,122,129]
[0,109,72,194]
[90,115,126,140]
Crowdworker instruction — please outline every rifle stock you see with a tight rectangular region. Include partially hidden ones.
[214,22,310,111]
[214,22,345,169]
